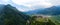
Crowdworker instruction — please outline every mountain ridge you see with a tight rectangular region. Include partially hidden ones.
[25,6,60,15]
[0,4,30,25]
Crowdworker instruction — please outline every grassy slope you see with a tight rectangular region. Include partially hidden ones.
[49,16,60,25]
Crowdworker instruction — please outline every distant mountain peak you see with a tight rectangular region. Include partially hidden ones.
[26,6,60,15]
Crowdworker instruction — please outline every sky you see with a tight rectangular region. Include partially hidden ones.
[0,0,60,12]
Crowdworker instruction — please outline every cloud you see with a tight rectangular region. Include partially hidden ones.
[12,0,54,12]
[0,0,9,4]
[47,0,60,5]
[0,0,60,12]
[12,0,53,8]
[16,5,37,12]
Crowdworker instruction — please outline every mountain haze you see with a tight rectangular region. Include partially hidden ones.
[26,6,60,15]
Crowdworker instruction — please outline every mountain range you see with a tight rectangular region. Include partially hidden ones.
[25,6,60,15]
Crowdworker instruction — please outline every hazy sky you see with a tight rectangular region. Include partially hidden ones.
[0,0,60,12]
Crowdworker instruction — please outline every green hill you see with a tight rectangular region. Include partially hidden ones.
[0,4,30,25]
